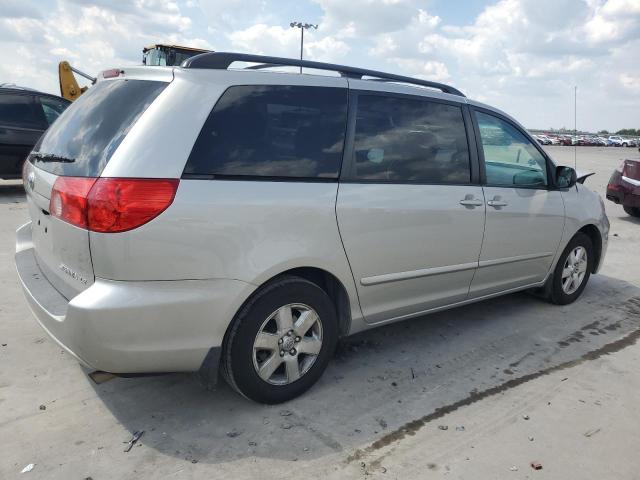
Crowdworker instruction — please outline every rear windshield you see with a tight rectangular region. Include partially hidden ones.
[30,79,167,177]
[184,85,348,179]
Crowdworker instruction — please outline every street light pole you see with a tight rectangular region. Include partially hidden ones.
[574,85,577,169]
[289,21,318,73]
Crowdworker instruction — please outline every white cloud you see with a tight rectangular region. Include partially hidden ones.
[0,0,211,94]
[228,24,298,56]
[228,23,349,61]
[312,0,422,35]
[0,0,638,131]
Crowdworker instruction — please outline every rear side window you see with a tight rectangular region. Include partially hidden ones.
[185,85,348,179]
[350,95,470,183]
[30,79,167,177]
[0,94,44,129]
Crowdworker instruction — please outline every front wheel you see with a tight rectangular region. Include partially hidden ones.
[623,206,640,217]
[221,276,338,404]
[547,233,593,305]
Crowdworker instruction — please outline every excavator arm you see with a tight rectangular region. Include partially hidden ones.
[58,61,96,101]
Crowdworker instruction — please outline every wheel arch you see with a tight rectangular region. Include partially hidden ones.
[225,266,354,345]
[282,267,352,338]
[577,224,602,273]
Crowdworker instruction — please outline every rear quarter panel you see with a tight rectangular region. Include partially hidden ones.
[90,180,364,326]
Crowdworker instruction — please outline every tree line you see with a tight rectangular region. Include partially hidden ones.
[598,129,640,136]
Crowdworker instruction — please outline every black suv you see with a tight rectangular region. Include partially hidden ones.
[0,86,70,179]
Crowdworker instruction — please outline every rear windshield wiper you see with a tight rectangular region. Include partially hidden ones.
[30,153,76,164]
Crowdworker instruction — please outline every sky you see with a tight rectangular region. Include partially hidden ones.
[1,0,638,132]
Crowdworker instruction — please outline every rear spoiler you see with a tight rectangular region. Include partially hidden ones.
[97,66,175,83]
[576,170,595,184]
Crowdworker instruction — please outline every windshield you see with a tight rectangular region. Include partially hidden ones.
[30,79,167,177]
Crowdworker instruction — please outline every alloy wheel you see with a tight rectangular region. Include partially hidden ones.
[252,303,323,385]
[561,246,588,294]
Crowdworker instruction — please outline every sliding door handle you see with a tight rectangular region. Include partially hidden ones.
[459,198,484,207]
[487,199,508,207]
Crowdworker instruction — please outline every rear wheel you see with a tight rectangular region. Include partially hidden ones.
[221,276,338,404]
[547,232,593,305]
[623,206,640,217]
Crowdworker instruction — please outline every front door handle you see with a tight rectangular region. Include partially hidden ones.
[459,195,484,207]
[487,197,508,208]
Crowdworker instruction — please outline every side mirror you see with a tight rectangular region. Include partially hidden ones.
[556,165,577,189]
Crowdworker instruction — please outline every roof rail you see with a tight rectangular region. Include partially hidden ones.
[181,52,465,97]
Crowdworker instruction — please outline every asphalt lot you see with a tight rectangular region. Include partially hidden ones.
[1,146,639,479]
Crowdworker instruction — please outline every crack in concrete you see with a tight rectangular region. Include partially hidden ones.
[345,296,640,464]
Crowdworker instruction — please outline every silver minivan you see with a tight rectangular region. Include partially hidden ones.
[16,53,608,403]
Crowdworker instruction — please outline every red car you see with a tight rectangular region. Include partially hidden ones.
[606,159,640,217]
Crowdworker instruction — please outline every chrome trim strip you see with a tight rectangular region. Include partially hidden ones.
[622,175,640,187]
[478,252,554,268]
[360,261,478,286]
[366,276,548,327]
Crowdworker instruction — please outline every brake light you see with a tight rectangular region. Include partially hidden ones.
[22,159,29,186]
[50,177,96,229]
[102,69,122,78]
[87,178,179,233]
[49,177,179,233]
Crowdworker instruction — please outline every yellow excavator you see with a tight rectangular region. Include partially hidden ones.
[59,44,210,101]
[58,61,96,101]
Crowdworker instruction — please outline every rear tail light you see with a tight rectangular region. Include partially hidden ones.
[22,159,30,187]
[49,177,179,233]
[50,177,97,229]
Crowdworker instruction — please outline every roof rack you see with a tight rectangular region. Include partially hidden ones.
[181,52,465,97]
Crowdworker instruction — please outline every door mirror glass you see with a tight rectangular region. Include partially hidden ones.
[556,165,577,188]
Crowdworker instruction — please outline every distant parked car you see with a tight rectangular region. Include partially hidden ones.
[607,159,640,217]
[608,136,626,147]
[585,136,605,146]
[558,135,573,146]
[536,134,552,145]
[0,86,70,179]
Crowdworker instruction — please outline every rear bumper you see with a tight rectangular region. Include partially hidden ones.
[607,185,640,208]
[15,222,255,374]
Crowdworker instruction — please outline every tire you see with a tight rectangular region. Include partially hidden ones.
[547,232,594,305]
[623,206,640,217]
[221,275,338,404]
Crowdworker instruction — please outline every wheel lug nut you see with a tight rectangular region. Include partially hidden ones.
[287,331,293,336]
[295,336,301,342]
[278,338,283,344]
[289,348,296,355]
[280,350,285,357]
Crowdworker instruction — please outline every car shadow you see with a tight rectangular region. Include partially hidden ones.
[86,274,640,465]
[618,214,640,225]
[0,181,25,205]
